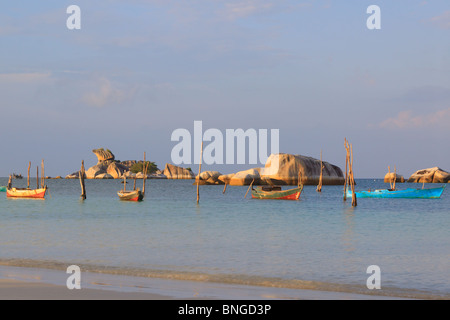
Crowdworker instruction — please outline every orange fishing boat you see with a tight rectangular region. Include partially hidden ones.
[7,187,47,199]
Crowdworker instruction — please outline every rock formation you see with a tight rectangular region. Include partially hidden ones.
[163,164,195,179]
[92,148,115,163]
[260,153,344,185]
[218,168,261,186]
[407,167,450,183]
[384,172,405,183]
[196,171,224,185]
[66,148,163,179]
[106,162,128,179]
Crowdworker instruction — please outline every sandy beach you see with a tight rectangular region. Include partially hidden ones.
[0,279,171,300]
[0,265,411,300]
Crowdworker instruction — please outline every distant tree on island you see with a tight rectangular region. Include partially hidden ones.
[130,161,158,174]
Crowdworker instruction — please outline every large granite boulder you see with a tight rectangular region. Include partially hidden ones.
[384,172,405,183]
[85,163,107,179]
[218,168,261,186]
[92,148,115,164]
[95,173,114,179]
[407,167,450,183]
[260,153,344,185]
[196,171,223,185]
[65,171,81,179]
[163,164,195,179]
[107,162,128,179]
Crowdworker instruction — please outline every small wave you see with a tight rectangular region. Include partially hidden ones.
[0,258,447,300]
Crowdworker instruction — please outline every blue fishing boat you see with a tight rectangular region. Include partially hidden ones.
[0,186,6,192]
[345,185,446,199]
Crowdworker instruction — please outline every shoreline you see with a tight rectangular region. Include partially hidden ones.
[0,264,421,300]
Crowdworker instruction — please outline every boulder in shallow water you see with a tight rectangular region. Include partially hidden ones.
[196,171,224,185]
[85,164,107,179]
[163,164,195,179]
[95,173,114,179]
[107,162,128,179]
[260,153,344,185]
[407,167,450,183]
[384,172,405,183]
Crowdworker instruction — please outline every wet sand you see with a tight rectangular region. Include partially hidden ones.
[0,279,171,300]
[0,265,410,300]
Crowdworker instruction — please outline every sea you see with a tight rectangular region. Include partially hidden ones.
[0,177,449,299]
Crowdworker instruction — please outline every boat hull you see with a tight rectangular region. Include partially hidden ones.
[117,190,144,202]
[6,188,47,199]
[0,186,6,192]
[345,186,445,199]
[252,186,303,200]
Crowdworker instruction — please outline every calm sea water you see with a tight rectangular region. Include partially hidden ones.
[0,177,449,298]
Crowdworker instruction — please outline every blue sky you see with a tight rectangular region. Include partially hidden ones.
[0,0,449,178]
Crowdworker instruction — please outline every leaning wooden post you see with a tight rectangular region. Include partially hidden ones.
[223,183,228,194]
[196,142,203,204]
[245,179,255,198]
[80,160,86,200]
[317,150,323,192]
[27,162,31,189]
[7,175,12,189]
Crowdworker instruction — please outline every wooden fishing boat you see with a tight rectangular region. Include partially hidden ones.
[117,153,149,202]
[6,187,47,199]
[0,186,6,192]
[345,185,445,199]
[251,185,303,200]
[117,188,143,202]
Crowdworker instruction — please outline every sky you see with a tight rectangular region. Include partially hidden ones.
[0,0,449,178]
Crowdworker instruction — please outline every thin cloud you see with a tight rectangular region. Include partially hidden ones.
[0,72,52,84]
[429,10,450,29]
[379,108,450,129]
[222,0,275,20]
[81,77,136,108]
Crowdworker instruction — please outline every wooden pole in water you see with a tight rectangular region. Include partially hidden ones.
[7,175,12,189]
[196,142,203,204]
[298,169,303,188]
[317,150,323,193]
[142,152,147,196]
[350,143,357,207]
[41,159,45,188]
[393,166,397,191]
[245,179,255,198]
[27,162,31,189]
[223,183,228,194]
[388,166,392,190]
[343,139,349,201]
[80,160,86,200]
[36,166,39,190]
